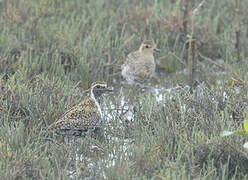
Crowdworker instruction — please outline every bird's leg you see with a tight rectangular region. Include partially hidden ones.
[81,137,85,153]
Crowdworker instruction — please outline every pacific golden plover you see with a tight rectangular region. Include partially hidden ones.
[121,40,160,85]
[47,81,113,137]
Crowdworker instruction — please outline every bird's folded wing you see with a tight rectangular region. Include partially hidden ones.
[53,109,101,130]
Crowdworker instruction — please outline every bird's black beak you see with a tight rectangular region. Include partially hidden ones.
[104,87,114,92]
[153,48,160,53]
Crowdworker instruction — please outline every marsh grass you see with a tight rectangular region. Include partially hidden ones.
[1,0,248,179]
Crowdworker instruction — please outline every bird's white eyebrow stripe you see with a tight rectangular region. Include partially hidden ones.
[93,84,107,88]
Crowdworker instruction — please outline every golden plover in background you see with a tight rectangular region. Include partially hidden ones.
[47,81,113,137]
[121,40,160,85]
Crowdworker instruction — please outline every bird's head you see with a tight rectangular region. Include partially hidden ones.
[90,81,113,99]
[139,40,160,54]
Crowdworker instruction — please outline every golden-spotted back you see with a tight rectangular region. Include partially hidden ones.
[47,81,112,136]
[121,40,160,84]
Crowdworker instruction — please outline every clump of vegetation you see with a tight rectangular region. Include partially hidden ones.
[221,119,248,149]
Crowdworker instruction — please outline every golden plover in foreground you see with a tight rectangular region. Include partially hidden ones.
[121,40,160,85]
[47,81,113,137]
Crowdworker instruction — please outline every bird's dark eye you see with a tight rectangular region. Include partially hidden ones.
[145,45,149,48]
[96,85,101,88]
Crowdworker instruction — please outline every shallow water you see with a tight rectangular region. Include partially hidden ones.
[68,68,227,178]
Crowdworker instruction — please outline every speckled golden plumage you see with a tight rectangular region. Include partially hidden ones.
[47,82,112,137]
[121,40,160,84]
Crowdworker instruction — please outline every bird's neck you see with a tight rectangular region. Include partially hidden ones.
[139,50,153,57]
[90,91,102,117]
[90,90,101,104]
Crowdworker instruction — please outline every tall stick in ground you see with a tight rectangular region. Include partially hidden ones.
[235,0,241,62]
[187,0,205,93]
[183,0,189,37]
